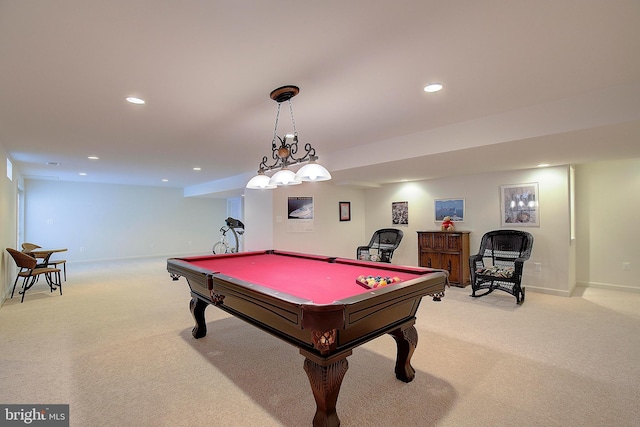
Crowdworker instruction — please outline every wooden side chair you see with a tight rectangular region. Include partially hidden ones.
[21,242,66,280]
[48,259,67,281]
[6,248,62,303]
[21,242,41,251]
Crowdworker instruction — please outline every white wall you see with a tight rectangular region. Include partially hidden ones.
[6,158,638,306]
[241,167,576,295]
[23,180,227,262]
[264,182,367,259]
[362,166,572,295]
[1,146,19,303]
[244,188,274,251]
[575,159,640,291]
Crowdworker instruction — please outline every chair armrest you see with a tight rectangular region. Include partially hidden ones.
[512,257,530,275]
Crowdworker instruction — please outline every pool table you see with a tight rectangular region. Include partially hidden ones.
[167,250,447,427]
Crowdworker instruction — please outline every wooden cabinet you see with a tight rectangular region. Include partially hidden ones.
[417,231,470,287]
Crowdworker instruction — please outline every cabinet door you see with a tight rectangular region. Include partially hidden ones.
[418,233,433,248]
[445,234,462,251]
[442,253,461,283]
[432,233,446,250]
[420,252,442,269]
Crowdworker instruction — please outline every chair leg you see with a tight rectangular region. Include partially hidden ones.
[57,271,62,295]
[516,286,525,305]
[20,276,36,303]
[10,276,20,299]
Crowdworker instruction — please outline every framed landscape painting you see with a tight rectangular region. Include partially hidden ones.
[434,198,465,222]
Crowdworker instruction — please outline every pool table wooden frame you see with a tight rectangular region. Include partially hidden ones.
[167,250,447,427]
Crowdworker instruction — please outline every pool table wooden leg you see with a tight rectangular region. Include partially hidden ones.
[389,325,418,382]
[303,356,349,427]
[190,297,208,339]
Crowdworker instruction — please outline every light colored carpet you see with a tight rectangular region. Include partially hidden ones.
[1,257,639,427]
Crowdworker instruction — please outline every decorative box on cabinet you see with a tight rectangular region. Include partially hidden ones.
[417,231,470,287]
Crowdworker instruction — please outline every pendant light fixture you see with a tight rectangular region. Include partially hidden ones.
[246,85,331,189]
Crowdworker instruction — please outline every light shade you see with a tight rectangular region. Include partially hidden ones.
[246,171,276,189]
[295,162,332,182]
[269,168,302,186]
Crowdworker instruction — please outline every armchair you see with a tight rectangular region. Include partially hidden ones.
[469,230,534,304]
[357,228,404,263]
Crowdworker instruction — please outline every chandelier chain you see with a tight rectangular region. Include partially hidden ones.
[288,99,298,137]
[272,103,282,149]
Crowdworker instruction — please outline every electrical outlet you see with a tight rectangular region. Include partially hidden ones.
[534,262,542,272]
[622,262,631,271]
[80,247,84,252]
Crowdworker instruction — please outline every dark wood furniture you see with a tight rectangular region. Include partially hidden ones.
[167,250,447,427]
[417,230,470,286]
[469,229,534,304]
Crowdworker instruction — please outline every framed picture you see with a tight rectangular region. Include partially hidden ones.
[339,201,351,221]
[434,198,465,222]
[500,183,539,227]
[392,201,408,225]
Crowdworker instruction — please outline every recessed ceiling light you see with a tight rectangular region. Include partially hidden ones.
[537,163,550,167]
[126,97,145,105]
[88,156,99,160]
[424,83,443,93]
[79,172,87,176]
[193,167,201,171]
[162,179,168,182]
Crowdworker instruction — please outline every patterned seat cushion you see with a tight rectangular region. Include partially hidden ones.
[476,266,515,278]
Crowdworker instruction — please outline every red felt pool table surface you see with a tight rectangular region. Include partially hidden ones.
[183,251,429,304]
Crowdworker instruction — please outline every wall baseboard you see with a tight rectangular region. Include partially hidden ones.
[523,285,572,297]
[575,281,640,294]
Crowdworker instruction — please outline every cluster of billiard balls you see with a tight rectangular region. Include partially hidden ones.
[357,275,402,288]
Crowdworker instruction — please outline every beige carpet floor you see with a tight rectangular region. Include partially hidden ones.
[1,257,639,426]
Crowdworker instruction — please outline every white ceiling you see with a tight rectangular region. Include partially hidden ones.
[2,1,640,197]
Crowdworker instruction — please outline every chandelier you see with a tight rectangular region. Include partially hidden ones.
[246,85,331,189]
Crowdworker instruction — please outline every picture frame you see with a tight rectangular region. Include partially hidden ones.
[339,201,351,221]
[392,201,408,225]
[434,198,465,222]
[500,183,539,227]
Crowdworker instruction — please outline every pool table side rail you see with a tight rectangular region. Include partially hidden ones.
[193,274,442,357]
[167,253,448,358]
